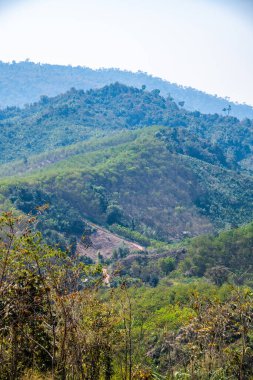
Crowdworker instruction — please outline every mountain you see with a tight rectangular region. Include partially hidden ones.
[0,83,252,248]
[0,83,252,173]
[1,61,253,119]
[1,63,253,380]
[0,128,252,247]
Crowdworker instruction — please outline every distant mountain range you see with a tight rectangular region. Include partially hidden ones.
[1,61,253,119]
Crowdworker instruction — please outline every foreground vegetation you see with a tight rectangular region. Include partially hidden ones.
[1,212,253,379]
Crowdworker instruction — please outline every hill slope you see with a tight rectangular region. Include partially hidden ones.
[1,61,253,119]
[0,84,252,247]
[0,83,252,175]
[0,127,252,245]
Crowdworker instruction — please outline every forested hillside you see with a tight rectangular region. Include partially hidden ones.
[0,83,252,174]
[0,83,251,250]
[0,69,252,380]
[0,126,252,249]
[1,60,253,119]
[1,0,253,376]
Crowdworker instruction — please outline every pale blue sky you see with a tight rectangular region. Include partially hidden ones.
[0,0,253,105]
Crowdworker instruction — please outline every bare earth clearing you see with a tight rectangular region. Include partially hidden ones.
[76,221,144,260]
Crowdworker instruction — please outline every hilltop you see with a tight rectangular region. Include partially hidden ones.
[0,83,252,174]
[1,61,253,119]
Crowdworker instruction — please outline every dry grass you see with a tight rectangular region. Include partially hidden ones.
[21,370,52,380]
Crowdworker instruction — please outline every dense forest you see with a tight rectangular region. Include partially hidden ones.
[1,61,253,119]
[0,125,252,249]
[0,84,252,252]
[0,83,252,171]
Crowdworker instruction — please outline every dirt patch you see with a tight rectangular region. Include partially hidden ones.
[76,221,144,260]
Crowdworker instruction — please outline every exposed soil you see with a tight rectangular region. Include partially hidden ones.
[76,221,144,260]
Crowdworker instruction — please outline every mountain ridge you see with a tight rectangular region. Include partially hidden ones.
[0,83,252,175]
[1,60,253,119]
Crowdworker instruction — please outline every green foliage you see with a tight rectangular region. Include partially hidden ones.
[0,212,116,380]
[0,64,252,380]
[106,204,124,225]
[112,243,130,259]
[7,185,85,250]
[0,125,252,248]
[0,82,251,250]
[0,83,177,163]
[1,212,253,379]
[181,222,253,284]
[0,82,252,176]
[110,224,151,246]
[158,257,176,275]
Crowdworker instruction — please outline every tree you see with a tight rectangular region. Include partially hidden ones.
[106,204,123,225]
[176,289,253,379]
[205,265,230,286]
[222,104,232,116]
[158,257,175,275]
[0,211,119,379]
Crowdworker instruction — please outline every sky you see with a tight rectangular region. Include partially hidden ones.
[0,0,253,105]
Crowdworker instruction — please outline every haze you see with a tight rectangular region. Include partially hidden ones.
[0,0,253,105]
